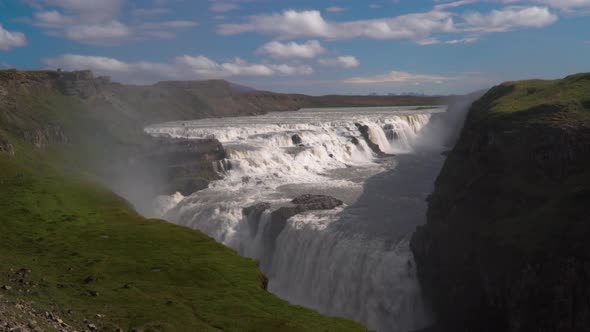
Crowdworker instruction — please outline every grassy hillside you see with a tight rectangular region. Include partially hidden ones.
[469,72,590,125]
[0,71,368,331]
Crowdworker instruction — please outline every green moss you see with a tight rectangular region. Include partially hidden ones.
[469,73,590,126]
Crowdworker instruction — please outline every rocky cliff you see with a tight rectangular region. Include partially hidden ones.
[411,73,590,332]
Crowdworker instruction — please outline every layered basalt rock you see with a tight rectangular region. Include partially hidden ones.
[145,137,227,196]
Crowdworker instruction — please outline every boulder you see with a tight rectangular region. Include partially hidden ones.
[291,194,343,211]
[83,275,97,284]
[291,134,303,146]
[0,134,14,156]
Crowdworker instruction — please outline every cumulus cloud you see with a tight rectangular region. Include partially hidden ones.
[63,21,131,42]
[41,0,124,22]
[463,6,558,32]
[0,25,27,50]
[26,0,197,44]
[344,70,451,84]
[43,54,313,84]
[218,5,559,44]
[218,9,456,41]
[319,56,360,68]
[257,40,325,59]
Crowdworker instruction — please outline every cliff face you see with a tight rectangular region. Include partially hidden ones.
[411,73,590,332]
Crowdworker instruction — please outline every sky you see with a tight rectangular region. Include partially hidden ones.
[0,0,589,95]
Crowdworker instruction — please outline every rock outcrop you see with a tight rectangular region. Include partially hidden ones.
[355,123,385,156]
[244,195,344,269]
[21,125,68,148]
[411,74,590,332]
[146,137,226,195]
[0,134,14,156]
[292,134,303,146]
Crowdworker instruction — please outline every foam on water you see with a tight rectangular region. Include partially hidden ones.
[146,106,444,332]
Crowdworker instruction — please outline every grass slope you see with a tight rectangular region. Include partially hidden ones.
[0,76,368,331]
[470,72,590,125]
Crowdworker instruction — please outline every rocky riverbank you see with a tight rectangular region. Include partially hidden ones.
[411,73,590,332]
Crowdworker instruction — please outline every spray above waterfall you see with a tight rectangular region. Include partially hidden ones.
[145,106,447,332]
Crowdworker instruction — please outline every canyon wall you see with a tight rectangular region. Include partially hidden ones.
[411,73,590,332]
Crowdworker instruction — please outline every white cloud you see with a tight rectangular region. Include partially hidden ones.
[218,10,456,41]
[43,54,313,84]
[218,5,560,44]
[326,6,346,13]
[0,25,28,50]
[417,36,479,45]
[434,0,478,11]
[445,36,479,44]
[319,56,360,68]
[257,40,325,59]
[34,10,73,27]
[63,21,131,42]
[344,70,451,84]
[504,0,590,11]
[26,0,197,44]
[43,0,124,22]
[219,10,334,38]
[463,6,558,32]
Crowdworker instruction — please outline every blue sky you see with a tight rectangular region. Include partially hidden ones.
[0,0,589,95]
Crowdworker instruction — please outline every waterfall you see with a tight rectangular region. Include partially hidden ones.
[146,107,443,332]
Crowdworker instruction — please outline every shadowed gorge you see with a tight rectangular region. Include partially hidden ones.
[411,73,590,332]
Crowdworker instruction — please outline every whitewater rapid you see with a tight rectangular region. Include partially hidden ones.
[145,106,447,332]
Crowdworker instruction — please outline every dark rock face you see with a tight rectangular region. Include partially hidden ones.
[146,138,226,196]
[355,122,385,156]
[292,194,343,210]
[269,195,343,241]
[56,70,108,99]
[0,135,14,156]
[411,87,590,332]
[244,202,271,236]
[255,195,343,269]
[21,125,68,148]
[291,134,303,146]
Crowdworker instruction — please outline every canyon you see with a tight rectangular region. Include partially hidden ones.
[1,69,589,332]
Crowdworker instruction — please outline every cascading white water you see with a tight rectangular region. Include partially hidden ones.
[146,106,445,332]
